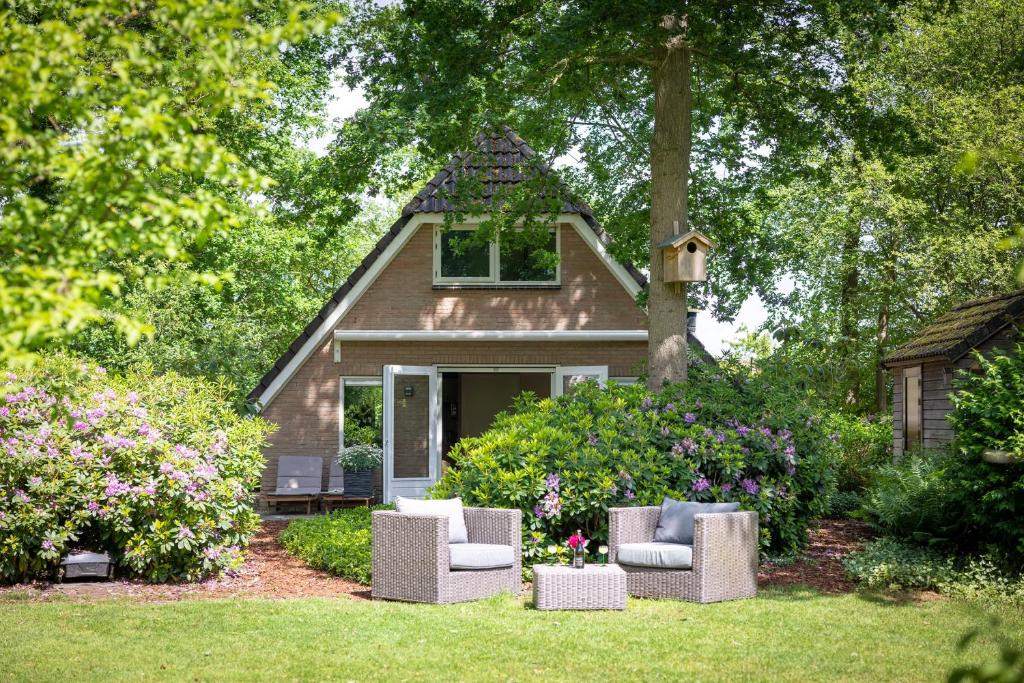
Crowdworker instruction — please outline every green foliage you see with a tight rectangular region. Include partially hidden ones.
[0,1,340,366]
[824,413,893,492]
[338,444,383,473]
[279,506,391,585]
[843,538,955,592]
[947,346,1024,566]
[826,490,863,518]
[859,450,963,544]
[0,355,272,583]
[845,539,1024,608]
[432,365,837,562]
[949,618,1024,683]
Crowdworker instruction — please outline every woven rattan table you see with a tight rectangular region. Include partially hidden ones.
[532,564,627,610]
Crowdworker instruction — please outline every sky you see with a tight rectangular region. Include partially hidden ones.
[305,81,774,356]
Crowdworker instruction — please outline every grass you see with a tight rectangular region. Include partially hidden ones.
[1,588,1021,682]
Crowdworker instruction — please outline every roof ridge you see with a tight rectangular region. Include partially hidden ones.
[950,287,1024,311]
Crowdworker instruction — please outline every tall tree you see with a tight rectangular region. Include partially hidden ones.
[338,0,901,388]
[0,1,334,365]
[765,0,1024,414]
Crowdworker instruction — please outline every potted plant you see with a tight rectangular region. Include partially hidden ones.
[337,443,383,498]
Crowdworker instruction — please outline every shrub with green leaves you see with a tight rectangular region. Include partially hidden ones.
[0,355,272,583]
[948,345,1024,566]
[280,506,391,585]
[843,538,955,591]
[859,449,963,543]
[823,413,893,492]
[432,366,837,564]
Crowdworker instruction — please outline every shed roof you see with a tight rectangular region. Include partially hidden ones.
[882,288,1024,366]
[248,129,703,403]
[656,229,716,250]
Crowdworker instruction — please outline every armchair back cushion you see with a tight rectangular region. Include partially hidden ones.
[653,497,740,545]
[395,497,469,543]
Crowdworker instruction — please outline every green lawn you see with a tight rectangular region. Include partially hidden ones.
[1,588,1020,682]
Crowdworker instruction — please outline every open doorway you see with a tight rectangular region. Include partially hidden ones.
[441,371,552,460]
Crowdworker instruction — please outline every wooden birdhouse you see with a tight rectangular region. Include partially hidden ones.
[657,229,715,285]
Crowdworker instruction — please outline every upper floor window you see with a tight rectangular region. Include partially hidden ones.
[433,226,559,286]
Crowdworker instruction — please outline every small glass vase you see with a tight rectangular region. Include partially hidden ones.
[573,548,585,569]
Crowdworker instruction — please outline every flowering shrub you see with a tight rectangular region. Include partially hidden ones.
[432,367,837,566]
[0,356,272,583]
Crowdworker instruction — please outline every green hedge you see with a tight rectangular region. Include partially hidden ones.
[279,506,391,585]
[0,355,272,583]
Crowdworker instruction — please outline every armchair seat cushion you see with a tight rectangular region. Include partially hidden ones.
[449,543,515,570]
[617,542,693,569]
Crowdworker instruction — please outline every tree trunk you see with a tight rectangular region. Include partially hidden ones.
[839,220,861,405]
[875,299,889,414]
[647,37,691,390]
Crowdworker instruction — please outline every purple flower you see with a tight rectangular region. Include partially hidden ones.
[142,485,156,496]
[624,489,636,501]
[159,462,174,474]
[692,477,711,492]
[663,403,676,413]
[194,464,217,480]
[72,421,89,431]
[178,526,194,540]
[641,397,653,411]
[0,407,9,418]
[545,472,560,491]
[588,433,599,446]
[741,478,760,496]
[715,432,727,444]
[695,399,703,409]
[126,391,140,404]
[720,483,733,493]
[41,540,54,551]
[684,412,696,424]
[14,490,29,503]
[170,470,189,482]
[28,476,42,487]
[736,425,750,436]
[533,504,544,518]
[618,470,632,481]
[86,501,100,512]
[702,428,714,438]
[204,547,221,560]
[104,475,130,497]
[660,426,670,437]
[174,444,198,459]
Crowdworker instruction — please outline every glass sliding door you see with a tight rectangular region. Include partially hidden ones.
[553,366,608,397]
[382,365,439,502]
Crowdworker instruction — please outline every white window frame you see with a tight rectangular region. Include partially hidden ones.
[338,376,383,450]
[432,224,561,286]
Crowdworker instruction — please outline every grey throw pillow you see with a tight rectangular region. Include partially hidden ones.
[395,497,469,544]
[653,497,740,545]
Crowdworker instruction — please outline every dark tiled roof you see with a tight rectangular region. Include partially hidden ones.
[883,288,1024,366]
[249,129,672,402]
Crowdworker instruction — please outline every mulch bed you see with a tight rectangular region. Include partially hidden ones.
[0,520,368,603]
[758,518,873,593]
[1,517,873,603]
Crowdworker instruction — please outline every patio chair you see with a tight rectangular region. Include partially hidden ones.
[320,459,372,512]
[372,500,522,604]
[608,504,758,603]
[265,455,322,514]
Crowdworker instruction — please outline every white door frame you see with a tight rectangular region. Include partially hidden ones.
[382,365,440,502]
[553,366,609,397]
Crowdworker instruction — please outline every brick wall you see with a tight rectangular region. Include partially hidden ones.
[342,222,648,331]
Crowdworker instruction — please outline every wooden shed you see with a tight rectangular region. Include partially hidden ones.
[882,288,1024,458]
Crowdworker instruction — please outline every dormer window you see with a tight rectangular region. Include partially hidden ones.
[433,225,559,286]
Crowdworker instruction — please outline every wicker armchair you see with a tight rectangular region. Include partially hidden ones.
[608,506,758,603]
[372,507,522,604]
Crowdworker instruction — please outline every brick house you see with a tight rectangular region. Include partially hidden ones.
[250,130,705,502]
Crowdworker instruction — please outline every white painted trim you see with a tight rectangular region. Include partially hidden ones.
[437,364,556,373]
[256,210,645,409]
[335,329,647,342]
[382,364,439,503]
[553,366,609,397]
[255,213,432,408]
[339,376,382,451]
